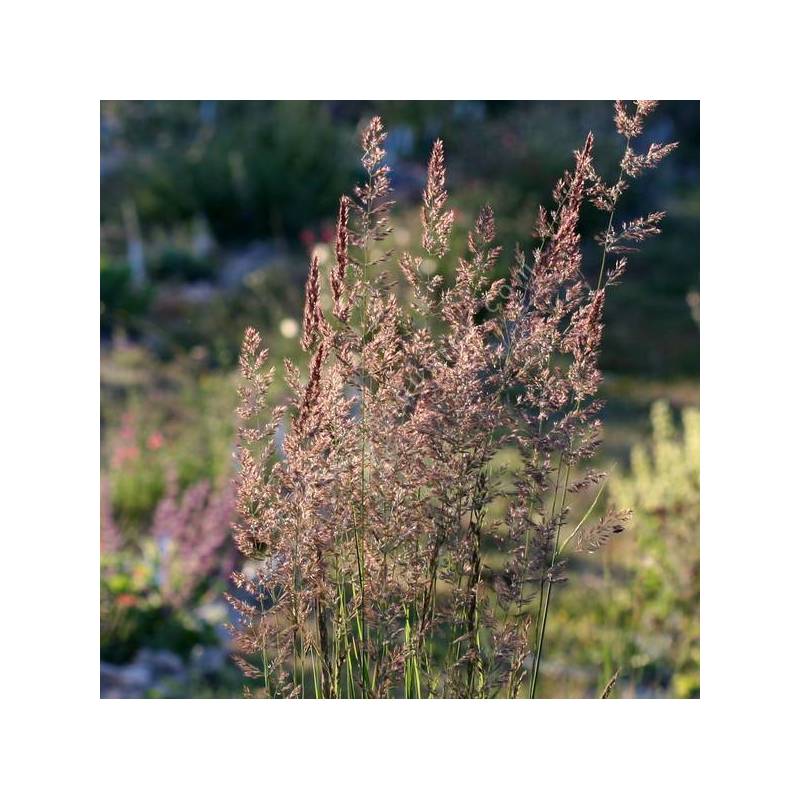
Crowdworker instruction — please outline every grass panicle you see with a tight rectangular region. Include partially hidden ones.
[227,102,676,698]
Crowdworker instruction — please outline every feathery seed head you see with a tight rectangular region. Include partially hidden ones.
[422,139,455,258]
[331,196,352,321]
[301,255,323,351]
[361,116,387,172]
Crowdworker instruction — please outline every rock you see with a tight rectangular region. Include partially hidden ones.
[101,649,186,698]
[100,660,153,698]
[136,648,184,678]
[190,645,226,677]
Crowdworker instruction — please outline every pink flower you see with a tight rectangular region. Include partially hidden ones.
[111,444,140,469]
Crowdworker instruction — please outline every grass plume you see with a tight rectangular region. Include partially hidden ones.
[227,103,676,698]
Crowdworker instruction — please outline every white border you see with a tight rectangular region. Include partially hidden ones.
[4,1,798,795]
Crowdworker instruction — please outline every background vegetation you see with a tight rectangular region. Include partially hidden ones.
[100,100,699,698]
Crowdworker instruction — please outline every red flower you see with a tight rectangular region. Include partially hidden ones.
[116,593,138,609]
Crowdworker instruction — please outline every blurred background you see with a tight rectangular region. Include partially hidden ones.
[100,100,699,698]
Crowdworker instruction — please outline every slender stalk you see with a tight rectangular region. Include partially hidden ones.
[354,168,374,697]
[530,456,571,698]
[532,129,635,697]
[530,451,564,681]
[465,475,487,697]
[316,594,331,698]
[557,475,611,558]
[311,646,320,699]
[597,135,630,290]
[258,595,270,697]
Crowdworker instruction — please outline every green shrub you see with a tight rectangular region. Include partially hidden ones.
[102,101,358,244]
[610,401,700,697]
[151,248,216,283]
[100,549,217,664]
[100,261,152,336]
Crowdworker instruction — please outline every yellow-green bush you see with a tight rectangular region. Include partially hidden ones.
[609,401,699,697]
[542,400,699,697]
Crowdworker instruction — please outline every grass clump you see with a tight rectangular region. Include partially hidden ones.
[228,103,678,698]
